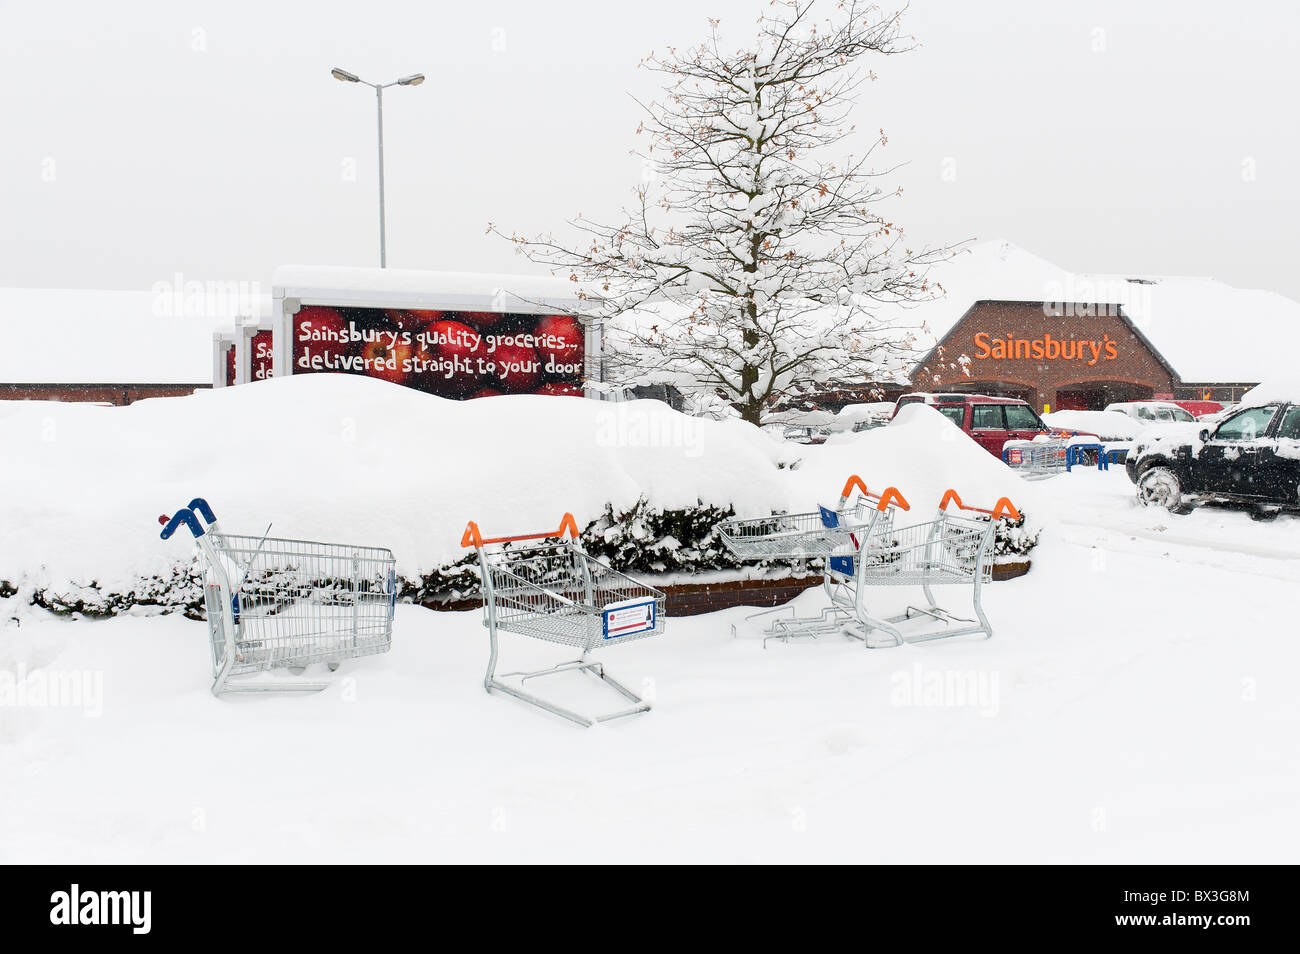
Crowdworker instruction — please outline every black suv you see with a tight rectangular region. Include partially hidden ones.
[1126,400,1300,517]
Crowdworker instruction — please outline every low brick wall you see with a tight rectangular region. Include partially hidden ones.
[421,561,1031,617]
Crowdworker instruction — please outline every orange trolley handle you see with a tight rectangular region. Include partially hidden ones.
[938,489,1021,522]
[837,475,911,512]
[461,512,580,549]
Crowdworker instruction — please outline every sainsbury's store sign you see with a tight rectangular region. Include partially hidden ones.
[973,332,1119,367]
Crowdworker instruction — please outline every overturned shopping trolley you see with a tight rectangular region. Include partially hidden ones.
[159,498,397,696]
[845,489,1020,648]
[463,513,665,727]
[720,478,1021,649]
[719,476,907,647]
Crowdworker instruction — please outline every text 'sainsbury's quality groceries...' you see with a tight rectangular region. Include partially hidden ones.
[291,306,585,398]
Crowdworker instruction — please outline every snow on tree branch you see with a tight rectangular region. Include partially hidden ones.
[490,0,963,424]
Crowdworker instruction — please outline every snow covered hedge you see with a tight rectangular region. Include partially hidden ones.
[1,377,1042,617]
[6,498,1036,618]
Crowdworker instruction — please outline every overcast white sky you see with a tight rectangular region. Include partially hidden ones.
[2,0,1297,298]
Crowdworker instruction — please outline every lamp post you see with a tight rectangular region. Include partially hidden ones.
[330,68,425,268]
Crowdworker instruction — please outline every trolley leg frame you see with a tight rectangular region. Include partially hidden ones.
[484,629,650,728]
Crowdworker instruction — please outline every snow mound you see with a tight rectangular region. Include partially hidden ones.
[1,375,788,589]
[1044,409,1140,441]
[2,378,1041,598]
[787,403,1045,520]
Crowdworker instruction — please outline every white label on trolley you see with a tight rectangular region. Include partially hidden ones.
[602,597,656,639]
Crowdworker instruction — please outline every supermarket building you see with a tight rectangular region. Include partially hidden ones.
[875,242,1300,412]
[908,299,1255,411]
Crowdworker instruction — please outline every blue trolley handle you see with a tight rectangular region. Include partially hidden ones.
[187,498,217,525]
[159,508,205,540]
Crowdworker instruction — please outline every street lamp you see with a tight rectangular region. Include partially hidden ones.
[330,67,426,267]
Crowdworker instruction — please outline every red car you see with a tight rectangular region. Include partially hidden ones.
[893,392,1091,458]
[1168,399,1224,419]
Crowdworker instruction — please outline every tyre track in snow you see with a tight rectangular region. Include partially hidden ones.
[1053,519,1300,582]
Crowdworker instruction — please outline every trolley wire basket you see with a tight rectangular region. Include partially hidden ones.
[463,513,665,727]
[717,475,897,562]
[845,489,1020,647]
[160,498,396,696]
[1002,438,1069,480]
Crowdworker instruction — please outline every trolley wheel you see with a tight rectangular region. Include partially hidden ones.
[328,661,341,672]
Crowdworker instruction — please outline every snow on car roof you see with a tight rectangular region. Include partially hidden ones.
[1237,377,1300,408]
[0,286,263,384]
[903,240,1300,384]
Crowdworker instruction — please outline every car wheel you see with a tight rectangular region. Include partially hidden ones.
[1136,465,1192,514]
[1250,506,1280,522]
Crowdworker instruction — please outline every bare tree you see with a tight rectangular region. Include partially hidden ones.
[492,0,956,424]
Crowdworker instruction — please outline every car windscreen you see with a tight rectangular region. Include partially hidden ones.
[1170,408,1194,422]
[1213,405,1278,441]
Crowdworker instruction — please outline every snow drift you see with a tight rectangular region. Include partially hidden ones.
[1,376,1039,610]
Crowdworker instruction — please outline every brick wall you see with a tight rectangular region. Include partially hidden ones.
[423,564,1030,618]
[912,301,1179,411]
[0,384,208,405]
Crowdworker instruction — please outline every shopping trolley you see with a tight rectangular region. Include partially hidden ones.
[719,476,909,646]
[1002,438,1068,479]
[463,513,666,727]
[846,489,1020,648]
[159,498,397,696]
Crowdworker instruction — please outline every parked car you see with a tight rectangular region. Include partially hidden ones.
[1169,399,1224,419]
[893,392,1091,457]
[1197,403,1238,424]
[1104,401,1197,424]
[780,424,831,445]
[1125,399,1300,517]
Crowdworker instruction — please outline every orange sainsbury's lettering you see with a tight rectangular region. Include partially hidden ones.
[970,334,1118,363]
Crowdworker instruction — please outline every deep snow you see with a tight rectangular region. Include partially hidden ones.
[2,460,1298,862]
[0,375,1037,595]
[3,380,1296,863]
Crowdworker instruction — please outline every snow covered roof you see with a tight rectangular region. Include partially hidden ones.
[906,240,1300,384]
[0,287,263,385]
[272,265,594,313]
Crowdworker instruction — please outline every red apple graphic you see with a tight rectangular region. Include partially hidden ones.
[293,306,350,368]
[360,335,414,386]
[533,381,584,397]
[386,309,444,333]
[491,340,542,393]
[535,315,584,375]
[459,311,506,331]
[423,319,486,396]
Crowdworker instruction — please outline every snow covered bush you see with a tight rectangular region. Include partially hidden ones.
[0,499,1037,617]
[493,0,955,424]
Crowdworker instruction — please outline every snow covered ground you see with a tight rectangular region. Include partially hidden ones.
[3,460,1298,863]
